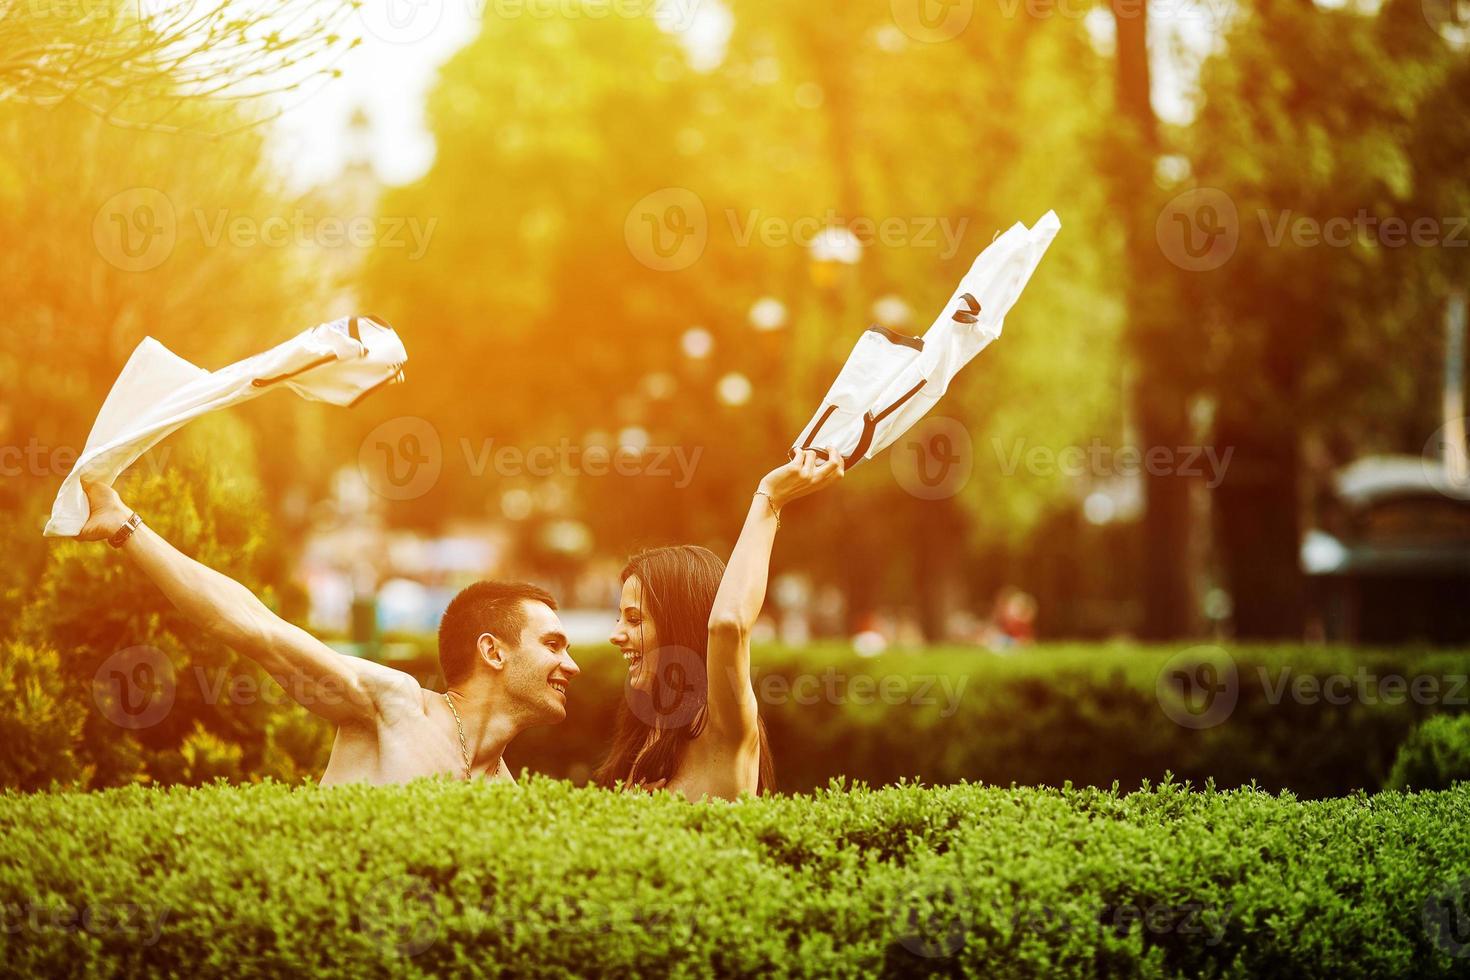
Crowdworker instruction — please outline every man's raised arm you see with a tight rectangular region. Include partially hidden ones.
[78,481,420,726]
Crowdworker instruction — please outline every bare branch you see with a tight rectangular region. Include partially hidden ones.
[0,0,361,134]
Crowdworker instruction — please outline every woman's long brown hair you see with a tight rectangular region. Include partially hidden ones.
[593,545,776,794]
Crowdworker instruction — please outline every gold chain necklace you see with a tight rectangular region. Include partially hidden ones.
[442,691,473,780]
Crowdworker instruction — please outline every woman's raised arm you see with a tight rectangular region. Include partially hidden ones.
[703,449,844,741]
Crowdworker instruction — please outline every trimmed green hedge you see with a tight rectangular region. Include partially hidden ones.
[1,778,1468,977]
[1389,714,1470,791]
[8,626,1466,796]
[508,643,1470,797]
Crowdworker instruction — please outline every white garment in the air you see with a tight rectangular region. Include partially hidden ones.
[45,315,407,537]
[791,211,1060,466]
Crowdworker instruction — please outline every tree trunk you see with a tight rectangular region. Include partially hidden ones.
[1213,413,1306,638]
[1136,395,1198,638]
[914,496,965,642]
[1111,0,1197,639]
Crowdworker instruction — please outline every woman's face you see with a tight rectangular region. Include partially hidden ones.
[610,574,659,692]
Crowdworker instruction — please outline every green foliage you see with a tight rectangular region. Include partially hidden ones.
[509,642,1470,797]
[0,778,1467,976]
[1387,713,1470,791]
[3,418,332,790]
[1188,0,1470,436]
[360,5,1124,578]
[0,641,88,791]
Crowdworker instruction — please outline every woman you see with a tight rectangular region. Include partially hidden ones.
[595,448,844,800]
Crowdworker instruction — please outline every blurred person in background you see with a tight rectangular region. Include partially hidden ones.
[983,586,1038,651]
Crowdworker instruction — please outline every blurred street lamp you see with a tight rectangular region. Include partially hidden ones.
[871,294,913,331]
[640,372,677,400]
[808,226,862,289]
[716,372,752,407]
[617,426,650,452]
[540,519,593,558]
[681,326,714,359]
[500,488,533,521]
[1083,491,1116,526]
[534,481,569,511]
[748,297,788,332]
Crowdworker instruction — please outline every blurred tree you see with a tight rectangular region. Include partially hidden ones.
[1186,0,1470,637]
[716,1,1125,633]
[363,3,1124,636]
[0,92,340,527]
[0,3,361,746]
[358,12,708,530]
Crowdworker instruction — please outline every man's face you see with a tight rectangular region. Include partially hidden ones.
[499,600,579,722]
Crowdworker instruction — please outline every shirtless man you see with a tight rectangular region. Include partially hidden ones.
[78,481,579,785]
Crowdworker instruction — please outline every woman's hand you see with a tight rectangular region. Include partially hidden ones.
[757,448,845,511]
[77,481,132,542]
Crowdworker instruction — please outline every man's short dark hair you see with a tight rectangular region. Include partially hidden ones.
[438,581,558,685]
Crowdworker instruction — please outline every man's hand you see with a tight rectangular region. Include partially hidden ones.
[77,481,132,542]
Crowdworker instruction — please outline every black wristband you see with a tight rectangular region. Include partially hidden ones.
[107,512,143,549]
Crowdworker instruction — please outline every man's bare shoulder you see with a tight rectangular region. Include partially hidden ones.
[350,659,432,721]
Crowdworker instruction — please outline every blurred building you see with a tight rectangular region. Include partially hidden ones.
[1302,456,1470,644]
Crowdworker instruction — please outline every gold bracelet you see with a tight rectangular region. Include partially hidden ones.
[754,490,780,528]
